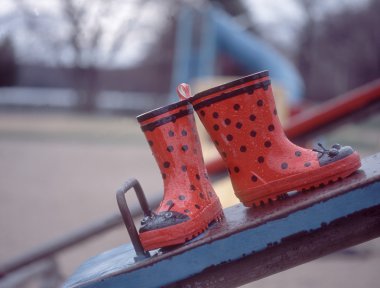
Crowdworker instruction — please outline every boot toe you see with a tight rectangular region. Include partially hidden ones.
[139,211,189,233]
[318,144,354,166]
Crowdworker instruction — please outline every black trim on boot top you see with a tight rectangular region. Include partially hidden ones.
[137,99,190,123]
[140,108,193,132]
[139,211,190,233]
[192,80,271,110]
[313,143,354,167]
[192,70,269,101]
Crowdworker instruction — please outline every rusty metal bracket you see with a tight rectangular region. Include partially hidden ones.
[116,178,151,261]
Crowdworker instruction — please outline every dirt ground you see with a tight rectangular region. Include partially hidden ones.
[0,110,379,287]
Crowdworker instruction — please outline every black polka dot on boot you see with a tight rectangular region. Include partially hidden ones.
[168,130,174,137]
[224,119,231,125]
[163,161,170,168]
[249,114,256,121]
[233,104,240,111]
[258,156,264,163]
[182,145,188,152]
[281,162,288,169]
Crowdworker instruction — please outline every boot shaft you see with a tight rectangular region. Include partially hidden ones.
[189,71,296,193]
[137,100,214,209]
[190,72,286,162]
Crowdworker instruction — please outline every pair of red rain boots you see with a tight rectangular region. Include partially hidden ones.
[137,71,361,251]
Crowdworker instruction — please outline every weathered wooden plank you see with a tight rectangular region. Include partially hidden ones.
[64,153,380,288]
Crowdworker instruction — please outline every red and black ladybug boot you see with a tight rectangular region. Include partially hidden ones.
[137,98,223,251]
[188,71,361,207]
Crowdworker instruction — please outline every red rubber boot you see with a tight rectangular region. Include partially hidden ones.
[137,98,223,251]
[189,71,361,207]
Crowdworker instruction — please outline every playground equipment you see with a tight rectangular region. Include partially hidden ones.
[63,74,379,288]
[64,153,380,288]
[170,6,304,105]
[0,77,379,288]
[1,3,380,287]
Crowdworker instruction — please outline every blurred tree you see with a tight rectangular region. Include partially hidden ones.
[296,0,317,96]
[296,0,380,101]
[15,0,166,111]
[0,36,17,86]
[59,0,156,111]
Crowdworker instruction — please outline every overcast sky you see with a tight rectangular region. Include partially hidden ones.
[244,0,370,50]
[0,0,370,68]
[0,0,171,67]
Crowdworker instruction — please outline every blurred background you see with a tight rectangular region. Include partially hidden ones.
[0,0,379,287]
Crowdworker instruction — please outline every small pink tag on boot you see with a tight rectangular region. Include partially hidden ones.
[176,83,192,100]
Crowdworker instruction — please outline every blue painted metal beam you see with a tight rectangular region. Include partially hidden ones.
[64,153,380,288]
[169,5,194,103]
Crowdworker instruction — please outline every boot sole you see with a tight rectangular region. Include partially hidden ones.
[140,199,224,251]
[238,152,361,207]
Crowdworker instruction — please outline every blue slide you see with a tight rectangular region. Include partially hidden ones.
[211,7,304,105]
[171,5,304,105]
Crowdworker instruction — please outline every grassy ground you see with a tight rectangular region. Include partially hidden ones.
[0,109,379,287]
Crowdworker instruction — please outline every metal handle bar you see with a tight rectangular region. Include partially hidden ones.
[116,178,151,261]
